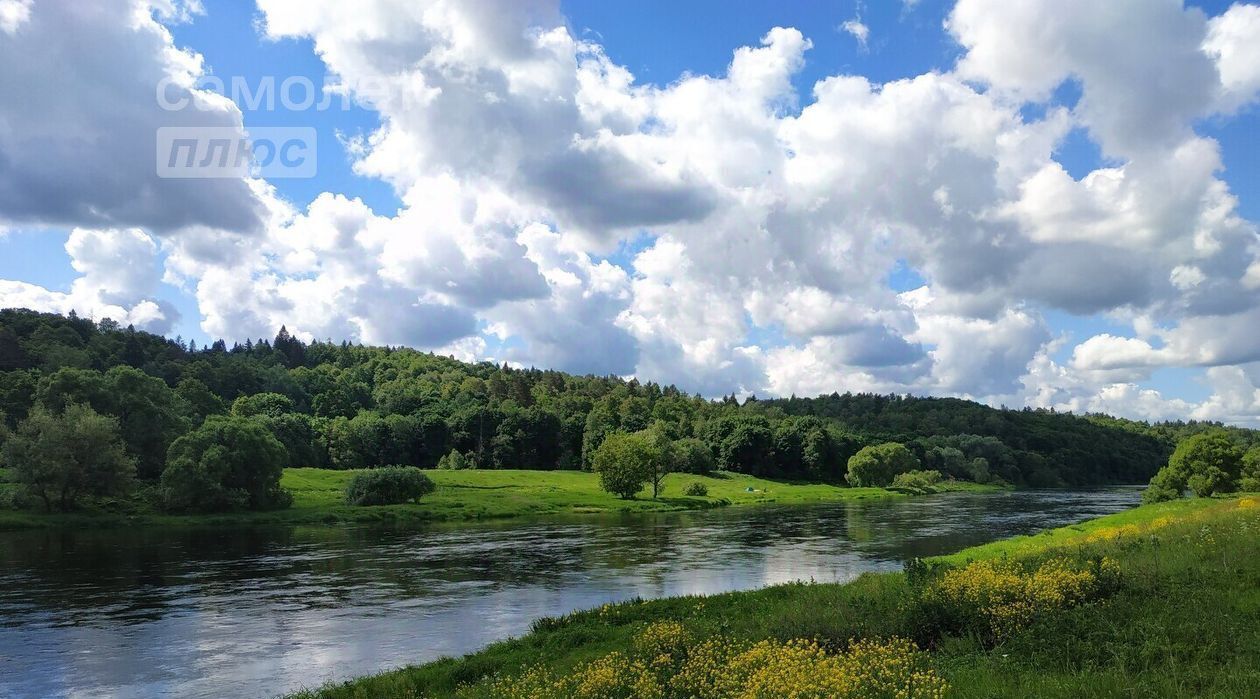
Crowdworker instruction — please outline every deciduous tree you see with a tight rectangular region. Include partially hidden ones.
[2,404,134,511]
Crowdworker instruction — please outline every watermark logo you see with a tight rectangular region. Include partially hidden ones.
[157,75,354,113]
[156,126,316,179]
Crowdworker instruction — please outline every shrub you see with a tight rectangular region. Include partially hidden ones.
[345,466,436,506]
[683,481,709,497]
[0,484,30,510]
[463,625,947,699]
[846,443,920,487]
[891,469,943,493]
[910,556,1121,646]
[160,415,290,513]
[437,449,474,470]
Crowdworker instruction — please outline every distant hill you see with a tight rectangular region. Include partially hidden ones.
[3,307,1250,486]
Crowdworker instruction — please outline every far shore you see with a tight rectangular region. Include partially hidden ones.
[0,467,1002,531]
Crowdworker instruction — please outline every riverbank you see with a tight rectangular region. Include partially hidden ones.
[288,495,1260,698]
[0,467,996,531]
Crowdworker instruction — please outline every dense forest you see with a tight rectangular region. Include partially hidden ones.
[1,308,1246,512]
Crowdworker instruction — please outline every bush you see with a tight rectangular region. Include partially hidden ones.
[0,485,29,510]
[891,469,943,493]
[345,466,436,506]
[160,415,290,513]
[464,624,947,699]
[437,449,474,470]
[908,556,1121,647]
[683,481,709,497]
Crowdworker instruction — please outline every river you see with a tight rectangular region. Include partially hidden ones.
[0,488,1140,698]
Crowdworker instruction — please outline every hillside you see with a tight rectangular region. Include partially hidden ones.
[0,308,1231,488]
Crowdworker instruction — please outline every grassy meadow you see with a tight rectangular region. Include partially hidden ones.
[288,495,1260,698]
[0,466,989,530]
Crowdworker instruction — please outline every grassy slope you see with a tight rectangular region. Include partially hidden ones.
[0,467,991,530]
[287,496,1260,699]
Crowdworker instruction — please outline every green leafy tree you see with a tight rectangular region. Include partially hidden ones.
[1143,431,1242,502]
[0,325,31,370]
[923,446,968,480]
[1,404,135,511]
[718,421,773,475]
[102,367,188,479]
[37,367,187,479]
[1187,467,1233,498]
[846,443,920,487]
[592,431,661,499]
[311,377,372,419]
[438,449,474,470]
[581,398,619,469]
[891,469,943,493]
[1142,464,1188,504]
[0,369,38,426]
[490,407,562,470]
[966,457,992,484]
[35,367,107,413]
[801,429,832,479]
[670,437,715,474]
[325,412,391,469]
[617,396,651,433]
[160,416,290,512]
[230,392,296,418]
[1240,447,1260,492]
[175,377,226,424]
[644,425,674,497]
[255,412,325,468]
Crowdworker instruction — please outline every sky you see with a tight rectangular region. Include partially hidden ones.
[1,0,1260,424]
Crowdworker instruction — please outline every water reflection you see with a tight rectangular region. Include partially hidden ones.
[0,488,1140,699]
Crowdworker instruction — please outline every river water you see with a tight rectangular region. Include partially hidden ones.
[0,488,1140,698]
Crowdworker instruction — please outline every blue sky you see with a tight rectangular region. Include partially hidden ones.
[2,0,1259,421]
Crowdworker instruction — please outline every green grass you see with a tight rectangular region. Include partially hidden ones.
[931,495,1222,565]
[286,495,1260,698]
[0,467,990,530]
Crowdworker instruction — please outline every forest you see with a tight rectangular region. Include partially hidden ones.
[0,308,1235,514]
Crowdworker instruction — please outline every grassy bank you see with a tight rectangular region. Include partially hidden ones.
[0,467,992,531]
[288,495,1260,698]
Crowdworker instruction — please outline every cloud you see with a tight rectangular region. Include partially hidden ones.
[4,0,1260,426]
[0,0,31,34]
[1204,3,1260,112]
[0,227,178,332]
[0,0,268,234]
[488,224,638,375]
[948,0,1220,158]
[236,0,1260,422]
[1191,364,1260,425]
[840,18,870,51]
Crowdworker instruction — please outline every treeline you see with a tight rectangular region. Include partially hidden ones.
[766,394,1175,486]
[0,309,1216,513]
